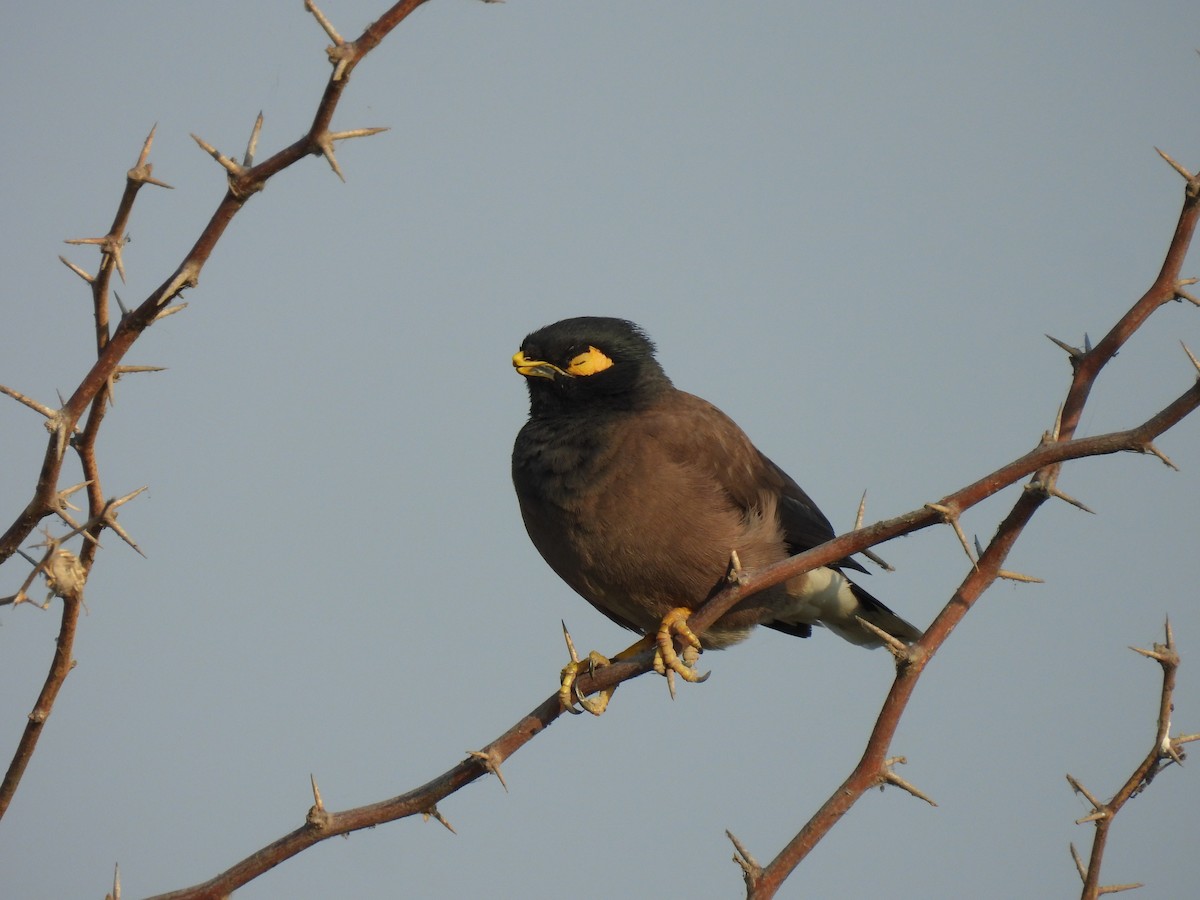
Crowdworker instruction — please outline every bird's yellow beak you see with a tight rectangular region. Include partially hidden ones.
[513,346,614,379]
[513,351,564,380]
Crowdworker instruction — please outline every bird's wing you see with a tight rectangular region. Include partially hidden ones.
[760,453,868,574]
[655,391,867,574]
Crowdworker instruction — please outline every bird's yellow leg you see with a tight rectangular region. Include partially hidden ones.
[559,650,613,716]
[654,608,710,699]
[559,623,654,716]
[560,612,710,713]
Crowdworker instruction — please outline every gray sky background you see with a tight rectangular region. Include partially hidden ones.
[3,2,1199,898]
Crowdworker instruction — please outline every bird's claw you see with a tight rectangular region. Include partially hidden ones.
[558,612,709,713]
[654,607,710,697]
[560,623,615,715]
[559,651,614,715]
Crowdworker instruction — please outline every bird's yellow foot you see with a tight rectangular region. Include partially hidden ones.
[560,623,617,716]
[558,612,711,713]
[654,607,710,699]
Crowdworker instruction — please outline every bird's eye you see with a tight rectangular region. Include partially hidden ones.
[565,345,614,376]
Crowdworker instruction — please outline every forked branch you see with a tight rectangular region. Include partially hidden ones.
[142,318,1200,900]
[2,4,1195,897]
[1068,621,1198,899]
[737,147,1200,898]
[0,0,440,825]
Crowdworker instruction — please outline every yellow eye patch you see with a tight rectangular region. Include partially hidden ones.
[565,346,614,376]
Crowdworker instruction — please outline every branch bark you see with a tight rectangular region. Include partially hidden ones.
[141,305,1200,900]
[1,4,1195,897]
[739,151,1200,900]
[0,0,434,824]
[1069,621,1199,899]
[0,0,433,568]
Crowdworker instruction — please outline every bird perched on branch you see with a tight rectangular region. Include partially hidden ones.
[511,316,921,714]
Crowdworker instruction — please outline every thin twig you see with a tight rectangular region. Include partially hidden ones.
[1071,620,1184,899]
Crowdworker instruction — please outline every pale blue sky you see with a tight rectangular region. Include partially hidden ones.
[2,2,1199,898]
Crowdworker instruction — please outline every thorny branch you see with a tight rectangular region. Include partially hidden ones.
[0,0,435,822]
[0,0,431,568]
[734,147,1200,900]
[1068,621,1200,899]
[1,2,1195,898]
[143,280,1200,898]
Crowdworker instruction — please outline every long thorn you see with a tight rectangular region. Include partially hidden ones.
[1065,773,1104,810]
[925,502,976,566]
[305,0,344,44]
[190,133,242,175]
[1156,147,1195,181]
[997,569,1045,584]
[58,255,95,284]
[1143,442,1178,470]
[1046,333,1084,360]
[855,615,910,660]
[0,384,58,419]
[136,124,157,167]
[422,805,456,834]
[310,773,324,811]
[244,112,264,167]
[882,757,937,806]
[1182,341,1200,377]
[1069,843,1087,881]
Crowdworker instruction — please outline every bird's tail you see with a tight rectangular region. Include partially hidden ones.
[833,579,923,647]
[772,565,922,648]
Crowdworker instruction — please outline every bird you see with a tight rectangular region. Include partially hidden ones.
[511,316,921,714]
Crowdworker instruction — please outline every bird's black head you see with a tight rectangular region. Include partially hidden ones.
[513,317,670,416]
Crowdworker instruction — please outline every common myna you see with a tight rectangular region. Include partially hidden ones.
[512,316,921,713]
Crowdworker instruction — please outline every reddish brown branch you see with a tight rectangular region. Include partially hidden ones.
[0,122,155,819]
[1068,621,1193,899]
[145,691,563,900]
[738,160,1200,898]
[748,482,1043,897]
[2,4,1194,895]
[0,593,83,818]
[140,160,1200,888]
[0,0,432,568]
[0,0,437,826]
[690,382,1200,639]
[137,372,1199,899]
[1060,157,1200,441]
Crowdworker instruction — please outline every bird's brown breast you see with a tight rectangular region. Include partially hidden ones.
[513,391,794,643]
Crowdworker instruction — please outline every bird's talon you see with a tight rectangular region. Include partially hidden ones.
[681,643,711,682]
[559,649,614,716]
[575,683,611,716]
[559,661,585,714]
[653,607,707,690]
